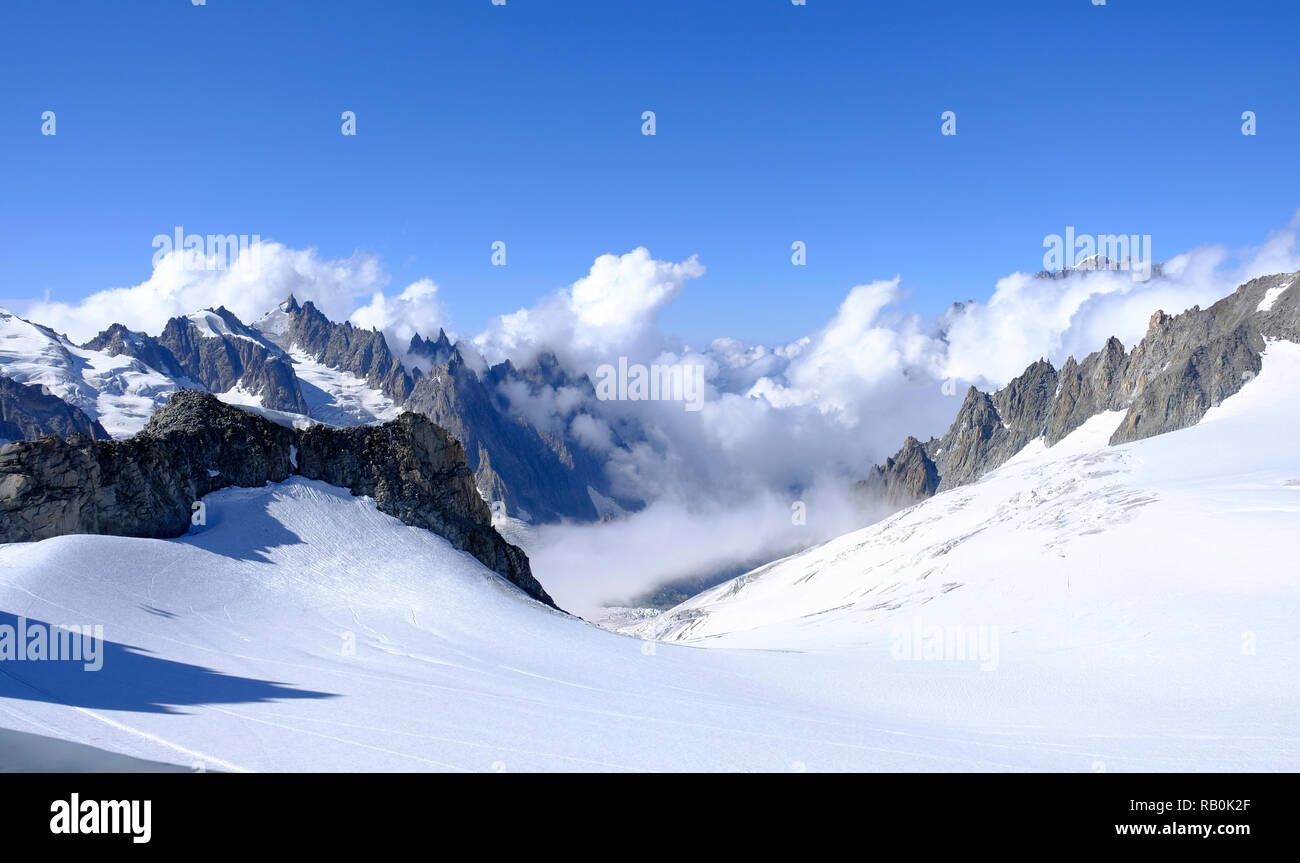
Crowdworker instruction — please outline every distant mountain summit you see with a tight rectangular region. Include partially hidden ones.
[1035,254,1164,280]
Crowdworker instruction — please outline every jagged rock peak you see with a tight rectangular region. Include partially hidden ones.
[859,269,1300,515]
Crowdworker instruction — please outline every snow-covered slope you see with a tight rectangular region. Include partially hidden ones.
[184,309,276,348]
[0,309,179,437]
[3,453,1297,771]
[635,340,1300,651]
[287,348,401,425]
[0,478,1090,773]
[1,303,401,438]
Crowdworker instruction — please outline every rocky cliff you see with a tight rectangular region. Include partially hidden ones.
[857,436,939,509]
[0,376,109,443]
[0,390,554,608]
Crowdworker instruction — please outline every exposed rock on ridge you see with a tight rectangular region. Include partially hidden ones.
[0,390,554,608]
[84,310,308,414]
[863,270,1299,510]
[263,297,415,404]
[0,376,110,442]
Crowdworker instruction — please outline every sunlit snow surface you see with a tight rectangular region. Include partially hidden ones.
[287,349,400,426]
[0,309,179,437]
[1,345,1298,771]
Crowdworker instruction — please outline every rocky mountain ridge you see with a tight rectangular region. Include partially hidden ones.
[0,390,554,607]
[0,297,636,524]
[861,271,1299,508]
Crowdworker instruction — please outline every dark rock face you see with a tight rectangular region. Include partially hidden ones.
[0,391,295,541]
[860,269,1300,510]
[404,349,610,523]
[1103,269,1299,443]
[931,387,1010,490]
[486,351,638,516]
[917,359,1060,493]
[82,324,186,378]
[0,376,109,442]
[1111,324,1263,445]
[267,298,414,403]
[856,436,939,509]
[1045,336,1128,446]
[407,329,454,369]
[990,358,1058,456]
[0,391,554,608]
[297,416,550,605]
[156,312,308,415]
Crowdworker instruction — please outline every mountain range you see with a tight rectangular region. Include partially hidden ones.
[0,298,638,525]
[859,270,1298,510]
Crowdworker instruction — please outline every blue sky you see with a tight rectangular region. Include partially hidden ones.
[2,0,1297,345]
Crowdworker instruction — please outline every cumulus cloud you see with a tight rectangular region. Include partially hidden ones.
[15,242,455,370]
[21,242,387,343]
[473,247,705,367]
[350,277,451,370]
[462,217,1300,516]
[937,220,1300,388]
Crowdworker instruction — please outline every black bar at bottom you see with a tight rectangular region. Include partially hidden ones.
[0,773,1288,850]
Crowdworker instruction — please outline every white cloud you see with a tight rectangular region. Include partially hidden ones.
[350,277,450,369]
[473,247,705,367]
[20,243,386,343]
[483,218,1300,607]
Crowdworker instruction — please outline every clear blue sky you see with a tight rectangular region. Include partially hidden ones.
[2,0,1297,344]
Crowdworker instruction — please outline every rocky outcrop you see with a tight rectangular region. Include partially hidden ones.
[407,329,454,370]
[0,376,109,443]
[0,391,553,608]
[1045,336,1128,445]
[1104,269,1298,443]
[855,436,939,509]
[1111,323,1263,444]
[860,270,1300,510]
[920,358,1059,492]
[0,391,296,541]
[930,387,1009,490]
[296,416,549,604]
[83,311,309,415]
[82,324,186,378]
